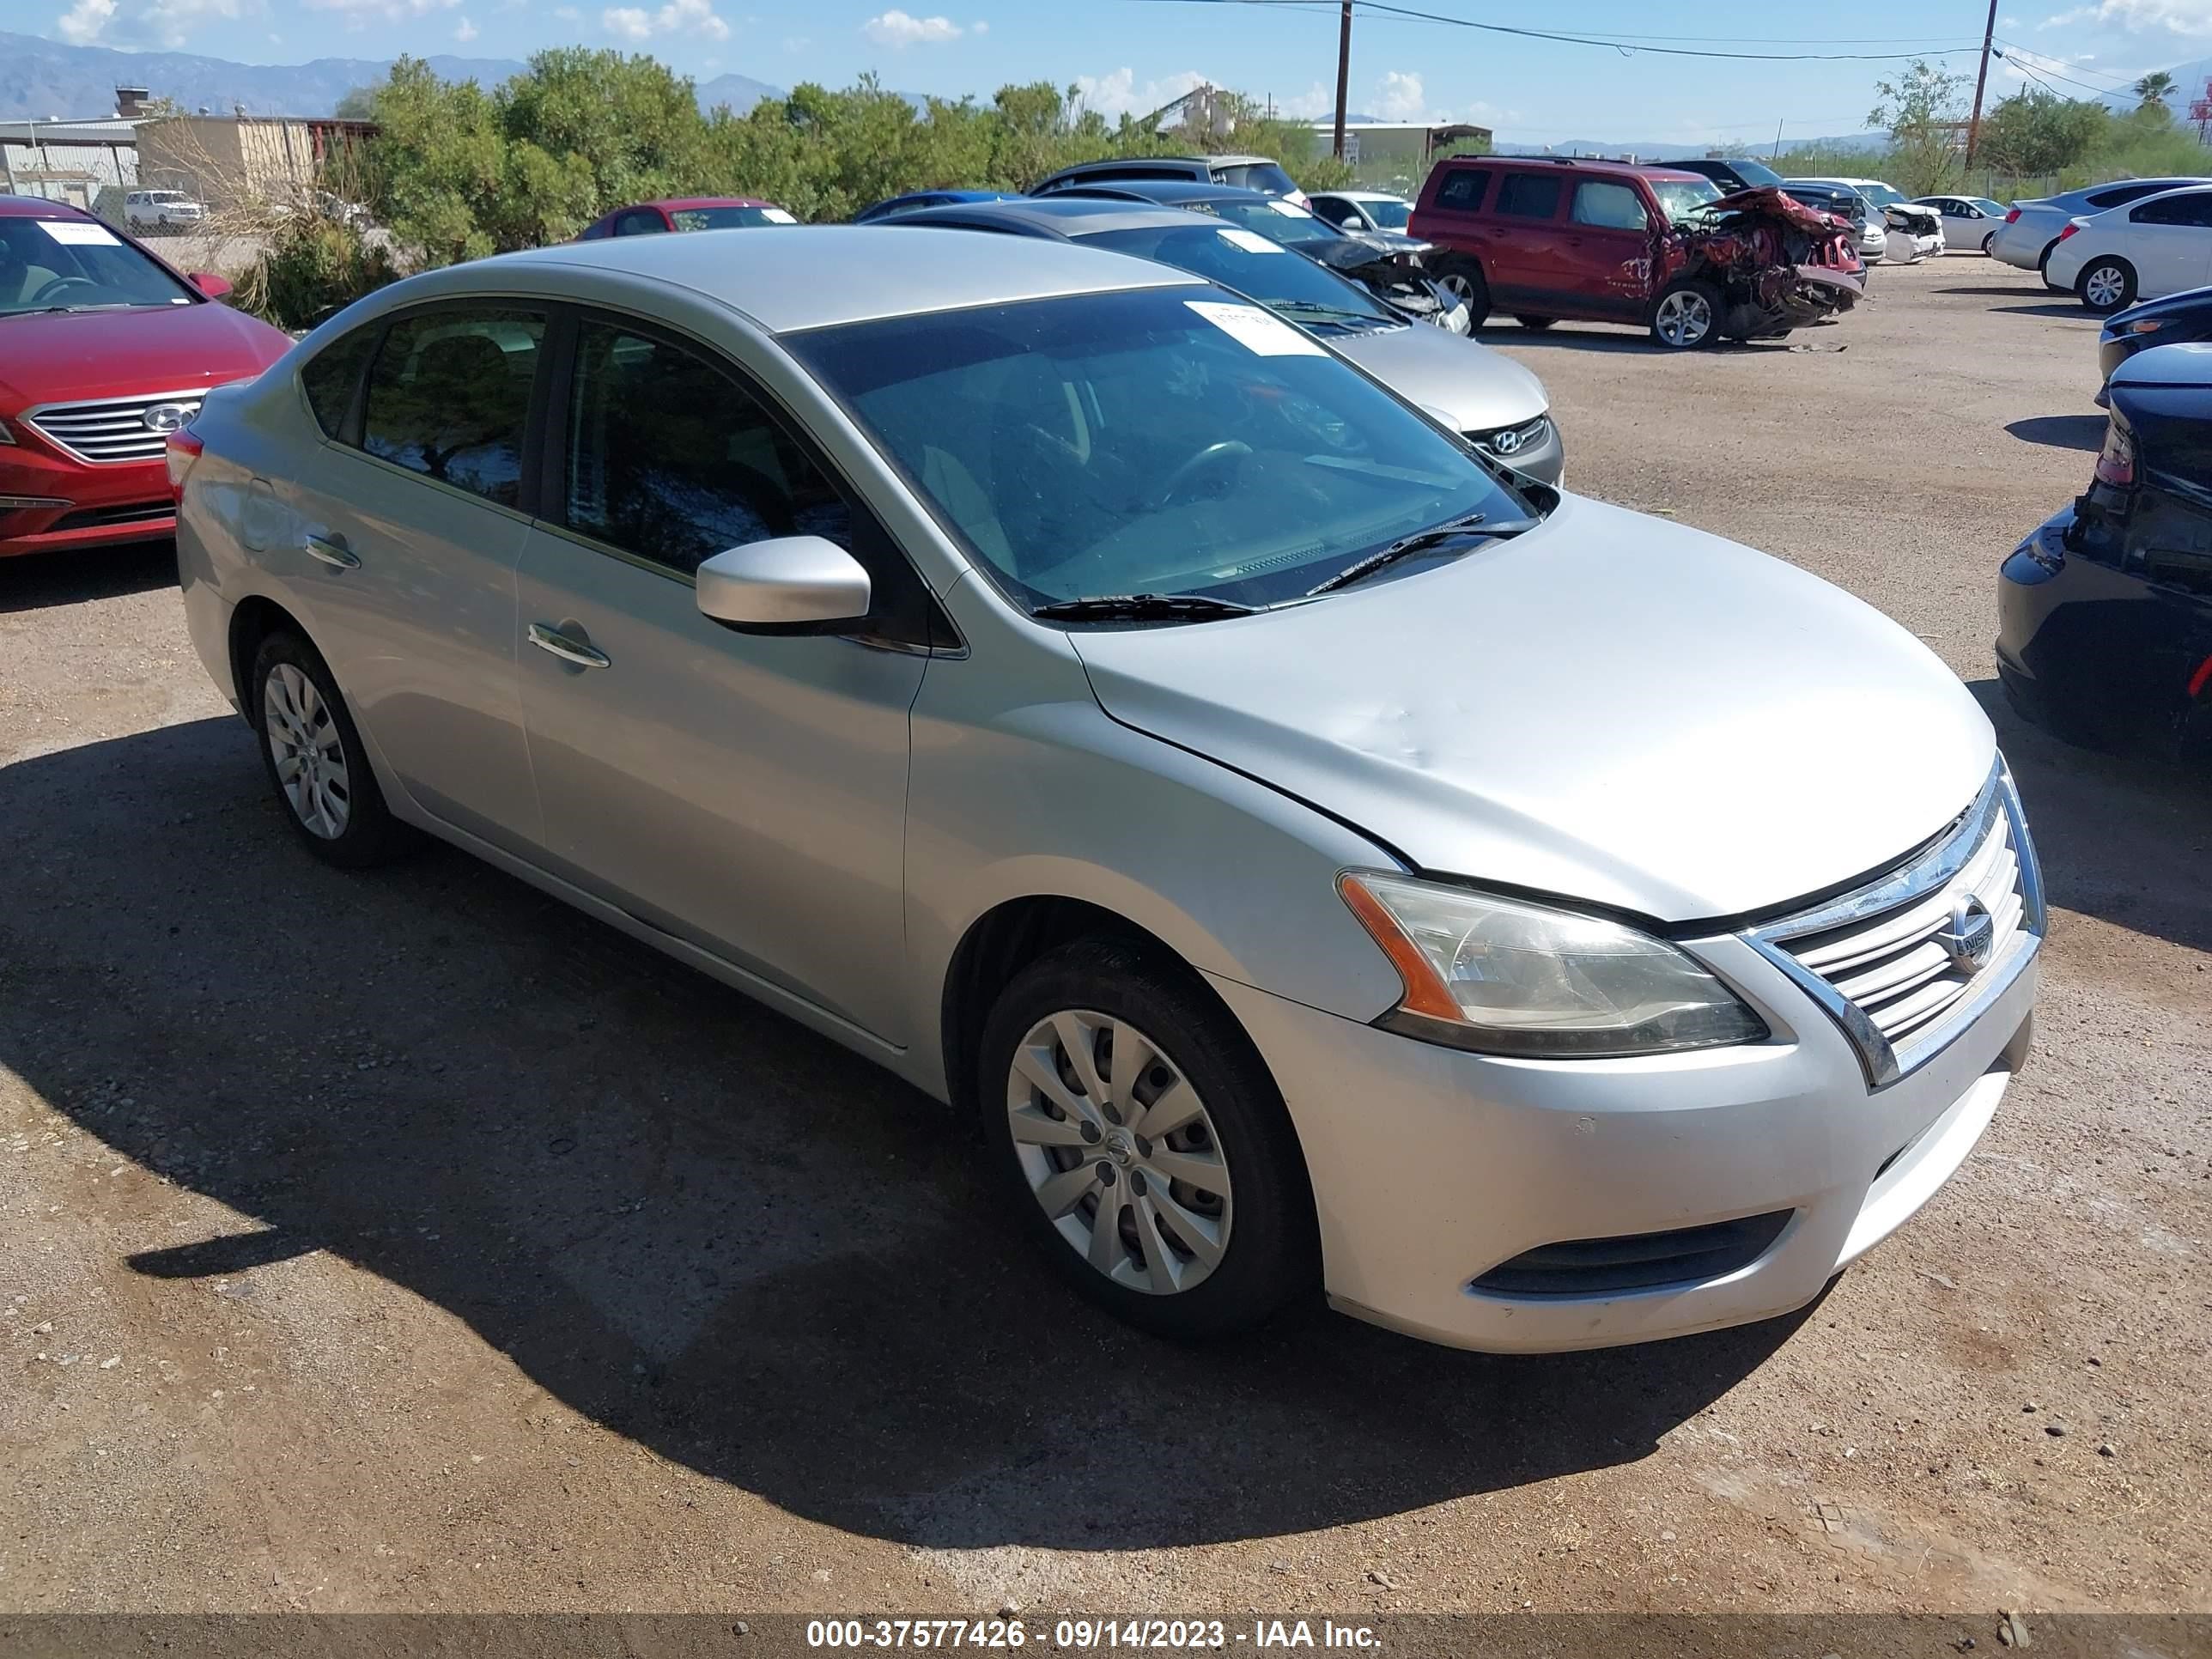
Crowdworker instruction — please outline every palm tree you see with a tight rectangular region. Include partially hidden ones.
[2136,70,2177,109]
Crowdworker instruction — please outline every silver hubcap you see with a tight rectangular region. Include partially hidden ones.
[2086,266,2124,307]
[1656,289,1711,346]
[1440,272,1478,305]
[264,663,350,839]
[1006,1010,1232,1296]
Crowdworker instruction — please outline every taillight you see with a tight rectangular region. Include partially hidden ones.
[166,428,204,503]
[2057,222,2080,242]
[2005,206,2021,223]
[2094,418,2135,488]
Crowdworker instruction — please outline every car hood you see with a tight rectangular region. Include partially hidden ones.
[1067,494,1994,923]
[2106,284,2212,331]
[1884,202,1942,231]
[1332,325,1547,432]
[0,302,291,411]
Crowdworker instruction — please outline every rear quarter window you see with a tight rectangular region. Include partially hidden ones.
[299,325,380,441]
[1433,167,1490,210]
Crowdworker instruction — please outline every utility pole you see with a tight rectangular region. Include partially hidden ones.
[1333,0,1352,161]
[1965,0,1999,170]
[1771,116,1784,160]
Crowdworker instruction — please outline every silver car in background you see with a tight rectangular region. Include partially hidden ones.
[173,228,2042,1353]
[1990,177,2212,283]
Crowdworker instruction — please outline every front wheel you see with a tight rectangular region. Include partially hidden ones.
[1650,278,1721,349]
[979,938,1317,1340]
[2078,257,2136,314]
[1435,258,1490,330]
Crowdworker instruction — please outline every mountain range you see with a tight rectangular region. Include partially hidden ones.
[0,29,781,120]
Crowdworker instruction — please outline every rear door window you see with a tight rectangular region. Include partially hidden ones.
[1433,168,1489,211]
[2134,191,2212,228]
[1495,173,1565,219]
[361,307,546,507]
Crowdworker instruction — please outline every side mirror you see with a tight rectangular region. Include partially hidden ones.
[190,271,234,301]
[696,536,872,633]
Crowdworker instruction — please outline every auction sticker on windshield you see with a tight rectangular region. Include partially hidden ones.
[1185,300,1325,356]
[34,220,120,246]
[1218,227,1285,253]
[762,207,799,224]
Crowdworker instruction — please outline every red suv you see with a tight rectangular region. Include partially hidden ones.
[1408,155,1863,349]
[2,196,291,559]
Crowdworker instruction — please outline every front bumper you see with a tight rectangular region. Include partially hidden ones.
[1211,908,2039,1353]
[0,440,173,558]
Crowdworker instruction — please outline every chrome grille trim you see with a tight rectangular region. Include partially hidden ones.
[1744,760,2045,1091]
[1468,415,1550,456]
[23,390,207,465]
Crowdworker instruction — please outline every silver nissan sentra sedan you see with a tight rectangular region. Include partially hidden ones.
[173,227,2043,1352]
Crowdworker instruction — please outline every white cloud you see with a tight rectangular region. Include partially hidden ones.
[304,0,459,21]
[1073,66,1207,118]
[2041,0,2212,32]
[862,9,963,46]
[972,18,987,32]
[1373,70,1425,122]
[454,13,477,37]
[602,0,726,38]
[55,0,117,42]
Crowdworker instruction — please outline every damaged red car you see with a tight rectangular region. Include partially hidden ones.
[1408,156,1865,349]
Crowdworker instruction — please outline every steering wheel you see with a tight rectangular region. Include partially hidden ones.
[26,276,105,307]
[1152,440,1253,509]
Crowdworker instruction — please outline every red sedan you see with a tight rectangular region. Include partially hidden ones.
[574,196,799,239]
[1,196,292,560]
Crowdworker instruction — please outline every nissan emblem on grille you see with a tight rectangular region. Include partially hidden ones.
[1937,893,1997,975]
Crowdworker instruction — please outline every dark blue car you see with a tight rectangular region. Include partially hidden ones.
[852,190,1023,224]
[2099,284,2212,385]
[1999,342,2212,753]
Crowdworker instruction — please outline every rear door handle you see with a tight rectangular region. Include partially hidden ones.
[303,532,359,569]
[528,622,611,670]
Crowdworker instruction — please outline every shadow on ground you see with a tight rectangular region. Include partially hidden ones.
[2005,414,2106,451]
[0,540,178,614]
[1970,677,2212,956]
[1991,301,2097,321]
[0,715,1815,1553]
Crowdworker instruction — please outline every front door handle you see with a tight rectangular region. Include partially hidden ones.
[528,621,611,670]
[303,532,359,569]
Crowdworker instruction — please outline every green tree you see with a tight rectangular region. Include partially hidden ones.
[1978,89,2110,177]
[1869,57,1969,193]
[2135,70,2177,109]
[334,86,377,120]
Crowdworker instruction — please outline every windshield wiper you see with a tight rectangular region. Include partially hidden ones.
[1270,300,1389,329]
[1305,512,1535,597]
[1031,592,1259,623]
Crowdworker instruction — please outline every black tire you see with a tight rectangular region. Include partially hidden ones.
[1437,258,1490,329]
[248,629,420,868]
[978,936,1318,1340]
[2076,256,2136,315]
[2039,241,2063,289]
[1650,276,1722,349]
[1515,315,1558,331]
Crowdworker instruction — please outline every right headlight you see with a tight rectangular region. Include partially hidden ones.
[1339,872,1769,1058]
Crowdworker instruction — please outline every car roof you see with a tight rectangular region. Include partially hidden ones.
[492,224,1200,332]
[1486,156,1701,181]
[1318,190,1407,202]
[635,196,779,210]
[1061,179,1279,205]
[891,198,1208,237]
[0,195,91,219]
[2110,339,2212,390]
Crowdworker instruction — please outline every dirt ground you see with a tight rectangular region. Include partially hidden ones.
[1,255,2207,1620]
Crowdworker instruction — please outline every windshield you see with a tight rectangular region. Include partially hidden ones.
[672,204,795,229]
[0,217,195,317]
[1360,198,1412,229]
[1972,198,2007,216]
[1652,179,1723,224]
[1724,160,1784,189]
[1081,224,1395,329]
[1206,198,1341,248]
[1217,161,1299,197]
[1858,184,1907,208]
[789,286,1528,612]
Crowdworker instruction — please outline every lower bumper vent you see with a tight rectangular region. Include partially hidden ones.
[1470,1210,1794,1299]
[52,501,173,533]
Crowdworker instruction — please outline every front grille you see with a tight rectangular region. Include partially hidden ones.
[26,392,204,465]
[1748,763,2045,1089]
[1468,415,1549,458]
[50,500,173,532]
[1471,1211,1794,1298]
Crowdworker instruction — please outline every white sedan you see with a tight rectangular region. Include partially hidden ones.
[2045,183,2212,313]
[1913,194,2009,252]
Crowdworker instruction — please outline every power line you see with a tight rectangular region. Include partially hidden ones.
[1131,0,1984,64]
[1993,49,2129,101]
[1992,43,2136,86]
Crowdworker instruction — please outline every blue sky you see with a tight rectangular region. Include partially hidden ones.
[35,0,2212,145]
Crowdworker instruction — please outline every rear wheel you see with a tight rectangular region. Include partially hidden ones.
[2078,257,2136,314]
[1650,278,1721,349]
[249,631,420,868]
[1436,258,1490,329]
[979,938,1317,1340]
